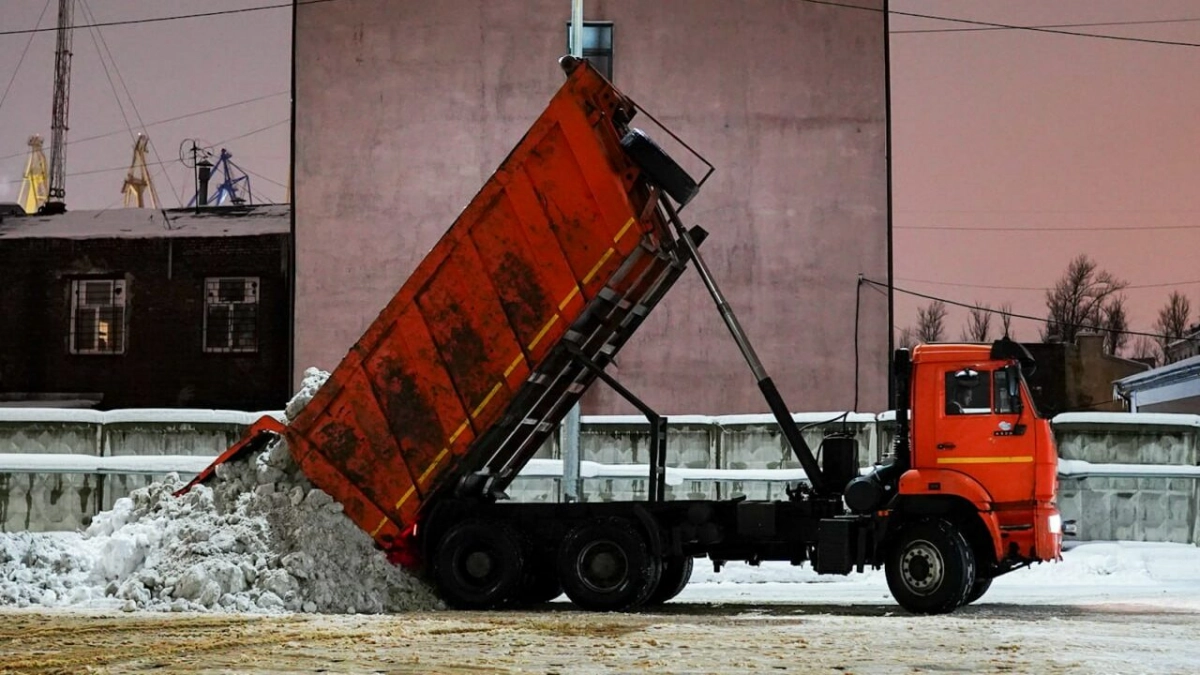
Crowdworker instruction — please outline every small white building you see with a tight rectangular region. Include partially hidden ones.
[1114,355,1200,414]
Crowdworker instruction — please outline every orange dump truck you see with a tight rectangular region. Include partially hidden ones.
[192,57,1062,614]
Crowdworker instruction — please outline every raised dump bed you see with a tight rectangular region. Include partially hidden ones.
[279,59,698,559]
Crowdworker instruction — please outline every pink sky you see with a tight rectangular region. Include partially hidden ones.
[2,0,1198,347]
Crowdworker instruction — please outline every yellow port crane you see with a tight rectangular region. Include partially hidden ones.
[19,135,49,214]
[122,134,159,208]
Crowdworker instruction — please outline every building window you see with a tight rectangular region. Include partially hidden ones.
[566,21,613,80]
[69,278,127,354]
[204,277,259,353]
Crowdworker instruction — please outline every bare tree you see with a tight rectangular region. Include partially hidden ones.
[960,302,993,342]
[1101,295,1128,355]
[897,326,916,350]
[916,301,947,344]
[1042,254,1128,345]
[1154,291,1192,357]
[1129,335,1161,366]
[998,302,1014,338]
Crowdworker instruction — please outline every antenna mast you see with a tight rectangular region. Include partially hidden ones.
[43,0,74,215]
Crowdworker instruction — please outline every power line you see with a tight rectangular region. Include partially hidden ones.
[79,0,183,206]
[893,16,1200,35]
[0,0,341,37]
[866,277,1188,342]
[213,118,289,147]
[0,90,288,161]
[0,0,51,114]
[898,224,1200,233]
[80,2,136,144]
[897,277,1200,293]
[799,0,1200,48]
[4,111,288,184]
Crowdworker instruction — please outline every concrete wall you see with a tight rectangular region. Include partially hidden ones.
[0,410,260,533]
[1053,414,1199,544]
[5,410,1197,547]
[0,413,103,532]
[292,0,890,415]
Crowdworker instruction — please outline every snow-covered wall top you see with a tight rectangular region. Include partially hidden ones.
[0,409,283,425]
[4,408,1200,430]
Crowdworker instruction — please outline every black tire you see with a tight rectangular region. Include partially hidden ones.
[885,519,976,615]
[557,518,661,612]
[513,551,563,607]
[515,572,563,606]
[644,555,694,606]
[620,129,699,206]
[431,519,525,610]
[964,576,993,605]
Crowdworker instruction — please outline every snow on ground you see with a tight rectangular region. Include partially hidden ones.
[679,540,1200,609]
[0,368,441,615]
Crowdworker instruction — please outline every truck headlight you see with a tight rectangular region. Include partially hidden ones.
[1047,513,1062,535]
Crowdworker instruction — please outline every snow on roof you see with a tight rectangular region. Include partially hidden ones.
[1114,353,1200,391]
[1052,411,1200,428]
[0,204,290,240]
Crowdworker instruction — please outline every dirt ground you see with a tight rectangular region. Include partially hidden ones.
[1,601,1198,674]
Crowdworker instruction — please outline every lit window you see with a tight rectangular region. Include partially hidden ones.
[69,279,127,355]
[566,22,613,80]
[204,277,259,353]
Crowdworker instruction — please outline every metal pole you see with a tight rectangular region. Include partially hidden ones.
[570,0,584,57]
[562,0,585,503]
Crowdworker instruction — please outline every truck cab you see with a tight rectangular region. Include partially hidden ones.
[861,339,1062,612]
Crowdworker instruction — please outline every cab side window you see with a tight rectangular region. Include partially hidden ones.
[945,370,992,415]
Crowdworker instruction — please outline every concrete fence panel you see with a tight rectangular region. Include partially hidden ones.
[2,409,1198,545]
[0,411,104,533]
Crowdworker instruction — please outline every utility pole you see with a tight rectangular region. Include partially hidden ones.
[43,0,74,215]
[562,0,585,503]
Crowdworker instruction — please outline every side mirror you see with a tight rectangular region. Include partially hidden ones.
[1006,366,1023,415]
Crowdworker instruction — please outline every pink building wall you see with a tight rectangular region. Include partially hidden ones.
[294,0,890,415]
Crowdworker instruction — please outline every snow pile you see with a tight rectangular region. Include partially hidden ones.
[0,368,442,614]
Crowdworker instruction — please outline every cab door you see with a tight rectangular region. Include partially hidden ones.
[932,364,1035,504]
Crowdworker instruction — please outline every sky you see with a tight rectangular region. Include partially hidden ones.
[2,0,1199,351]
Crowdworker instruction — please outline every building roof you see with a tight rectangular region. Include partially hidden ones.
[1113,353,1200,393]
[0,204,290,240]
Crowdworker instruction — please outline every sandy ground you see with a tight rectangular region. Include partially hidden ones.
[2,598,1198,675]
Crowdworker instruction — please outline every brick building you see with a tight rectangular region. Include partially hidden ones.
[1024,333,1150,417]
[0,205,291,410]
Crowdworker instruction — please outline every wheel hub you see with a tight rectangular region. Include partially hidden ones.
[577,540,629,593]
[900,539,944,595]
[463,550,495,581]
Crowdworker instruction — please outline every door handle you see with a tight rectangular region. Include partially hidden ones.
[937,442,956,450]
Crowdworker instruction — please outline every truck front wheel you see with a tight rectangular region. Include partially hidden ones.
[885,519,976,615]
[964,577,993,605]
[557,518,661,611]
[431,519,525,609]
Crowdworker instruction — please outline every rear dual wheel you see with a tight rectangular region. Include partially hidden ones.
[557,518,661,612]
[431,519,525,610]
[645,554,694,606]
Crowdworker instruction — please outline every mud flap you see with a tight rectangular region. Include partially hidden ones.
[174,415,288,496]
